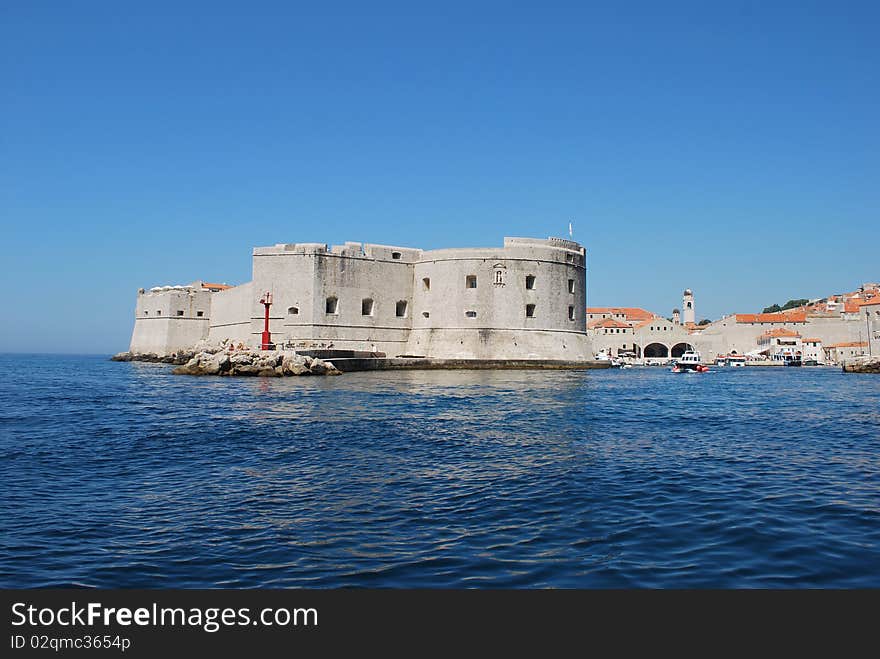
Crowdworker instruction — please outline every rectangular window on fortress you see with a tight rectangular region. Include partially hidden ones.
[156,310,161,315]
[526,275,536,290]
[177,310,184,316]
[326,297,338,314]
[465,310,477,318]
[361,298,374,316]
[568,279,575,294]
[144,311,148,315]
[396,300,408,317]
[568,306,575,321]
[466,275,477,289]
[422,277,430,291]
[526,304,535,318]
[197,311,204,317]
[392,252,401,260]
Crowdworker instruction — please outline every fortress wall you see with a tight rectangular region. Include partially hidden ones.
[407,328,594,360]
[866,306,880,355]
[252,242,418,353]
[207,281,254,344]
[691,320,807,357]
[129,288,211,355]
[689,334,726,361]
[250,245,320,346]
[406,238,589,359]
[694,314,864,357]
[800,316,868,344]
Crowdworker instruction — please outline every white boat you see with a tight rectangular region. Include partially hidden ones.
[595,349,632,369]
[728,355,746,367]
[672,350,709,373]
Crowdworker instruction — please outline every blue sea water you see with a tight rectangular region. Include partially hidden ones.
[0,354,878,588]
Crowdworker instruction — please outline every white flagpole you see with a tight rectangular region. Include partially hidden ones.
[569,221,573,238]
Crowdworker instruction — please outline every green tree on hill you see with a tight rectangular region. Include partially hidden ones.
[781,298,809,310]
[762,298,810,313]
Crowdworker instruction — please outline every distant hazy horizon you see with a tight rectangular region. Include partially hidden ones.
[2,2,878,354]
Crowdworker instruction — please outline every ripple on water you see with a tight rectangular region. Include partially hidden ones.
[0,355,878,587]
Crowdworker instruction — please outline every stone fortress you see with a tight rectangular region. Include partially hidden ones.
[128,236,597,362]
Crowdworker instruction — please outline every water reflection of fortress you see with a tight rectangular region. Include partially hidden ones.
[128,236,596,360]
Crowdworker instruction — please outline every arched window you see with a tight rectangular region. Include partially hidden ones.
[288,306,299,315]
[495,270,504,285]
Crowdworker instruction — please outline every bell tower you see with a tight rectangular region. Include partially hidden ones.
[682,289,695,325]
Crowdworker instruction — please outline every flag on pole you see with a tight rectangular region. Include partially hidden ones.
[569,221,573,238]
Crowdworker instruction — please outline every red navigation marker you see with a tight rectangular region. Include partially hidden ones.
[259,291,273,350]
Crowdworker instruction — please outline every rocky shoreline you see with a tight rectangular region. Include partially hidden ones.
[111,351,194,365]
[842,355,880,374]
[112,341,341,377]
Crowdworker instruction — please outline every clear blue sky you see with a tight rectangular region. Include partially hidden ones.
[1,1,877,353]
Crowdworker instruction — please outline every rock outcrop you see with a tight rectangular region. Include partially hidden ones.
[113,339,341,377]
[111,350,195,365]
[842,356,880,374]
[172,347,341,377]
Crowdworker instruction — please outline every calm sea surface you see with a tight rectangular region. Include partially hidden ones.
[1,354,878,588]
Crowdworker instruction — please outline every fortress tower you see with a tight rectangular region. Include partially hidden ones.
[683,289,695,325]
[672,309,681,325]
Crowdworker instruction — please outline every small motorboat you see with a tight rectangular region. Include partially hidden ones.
[672,350,710,373]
